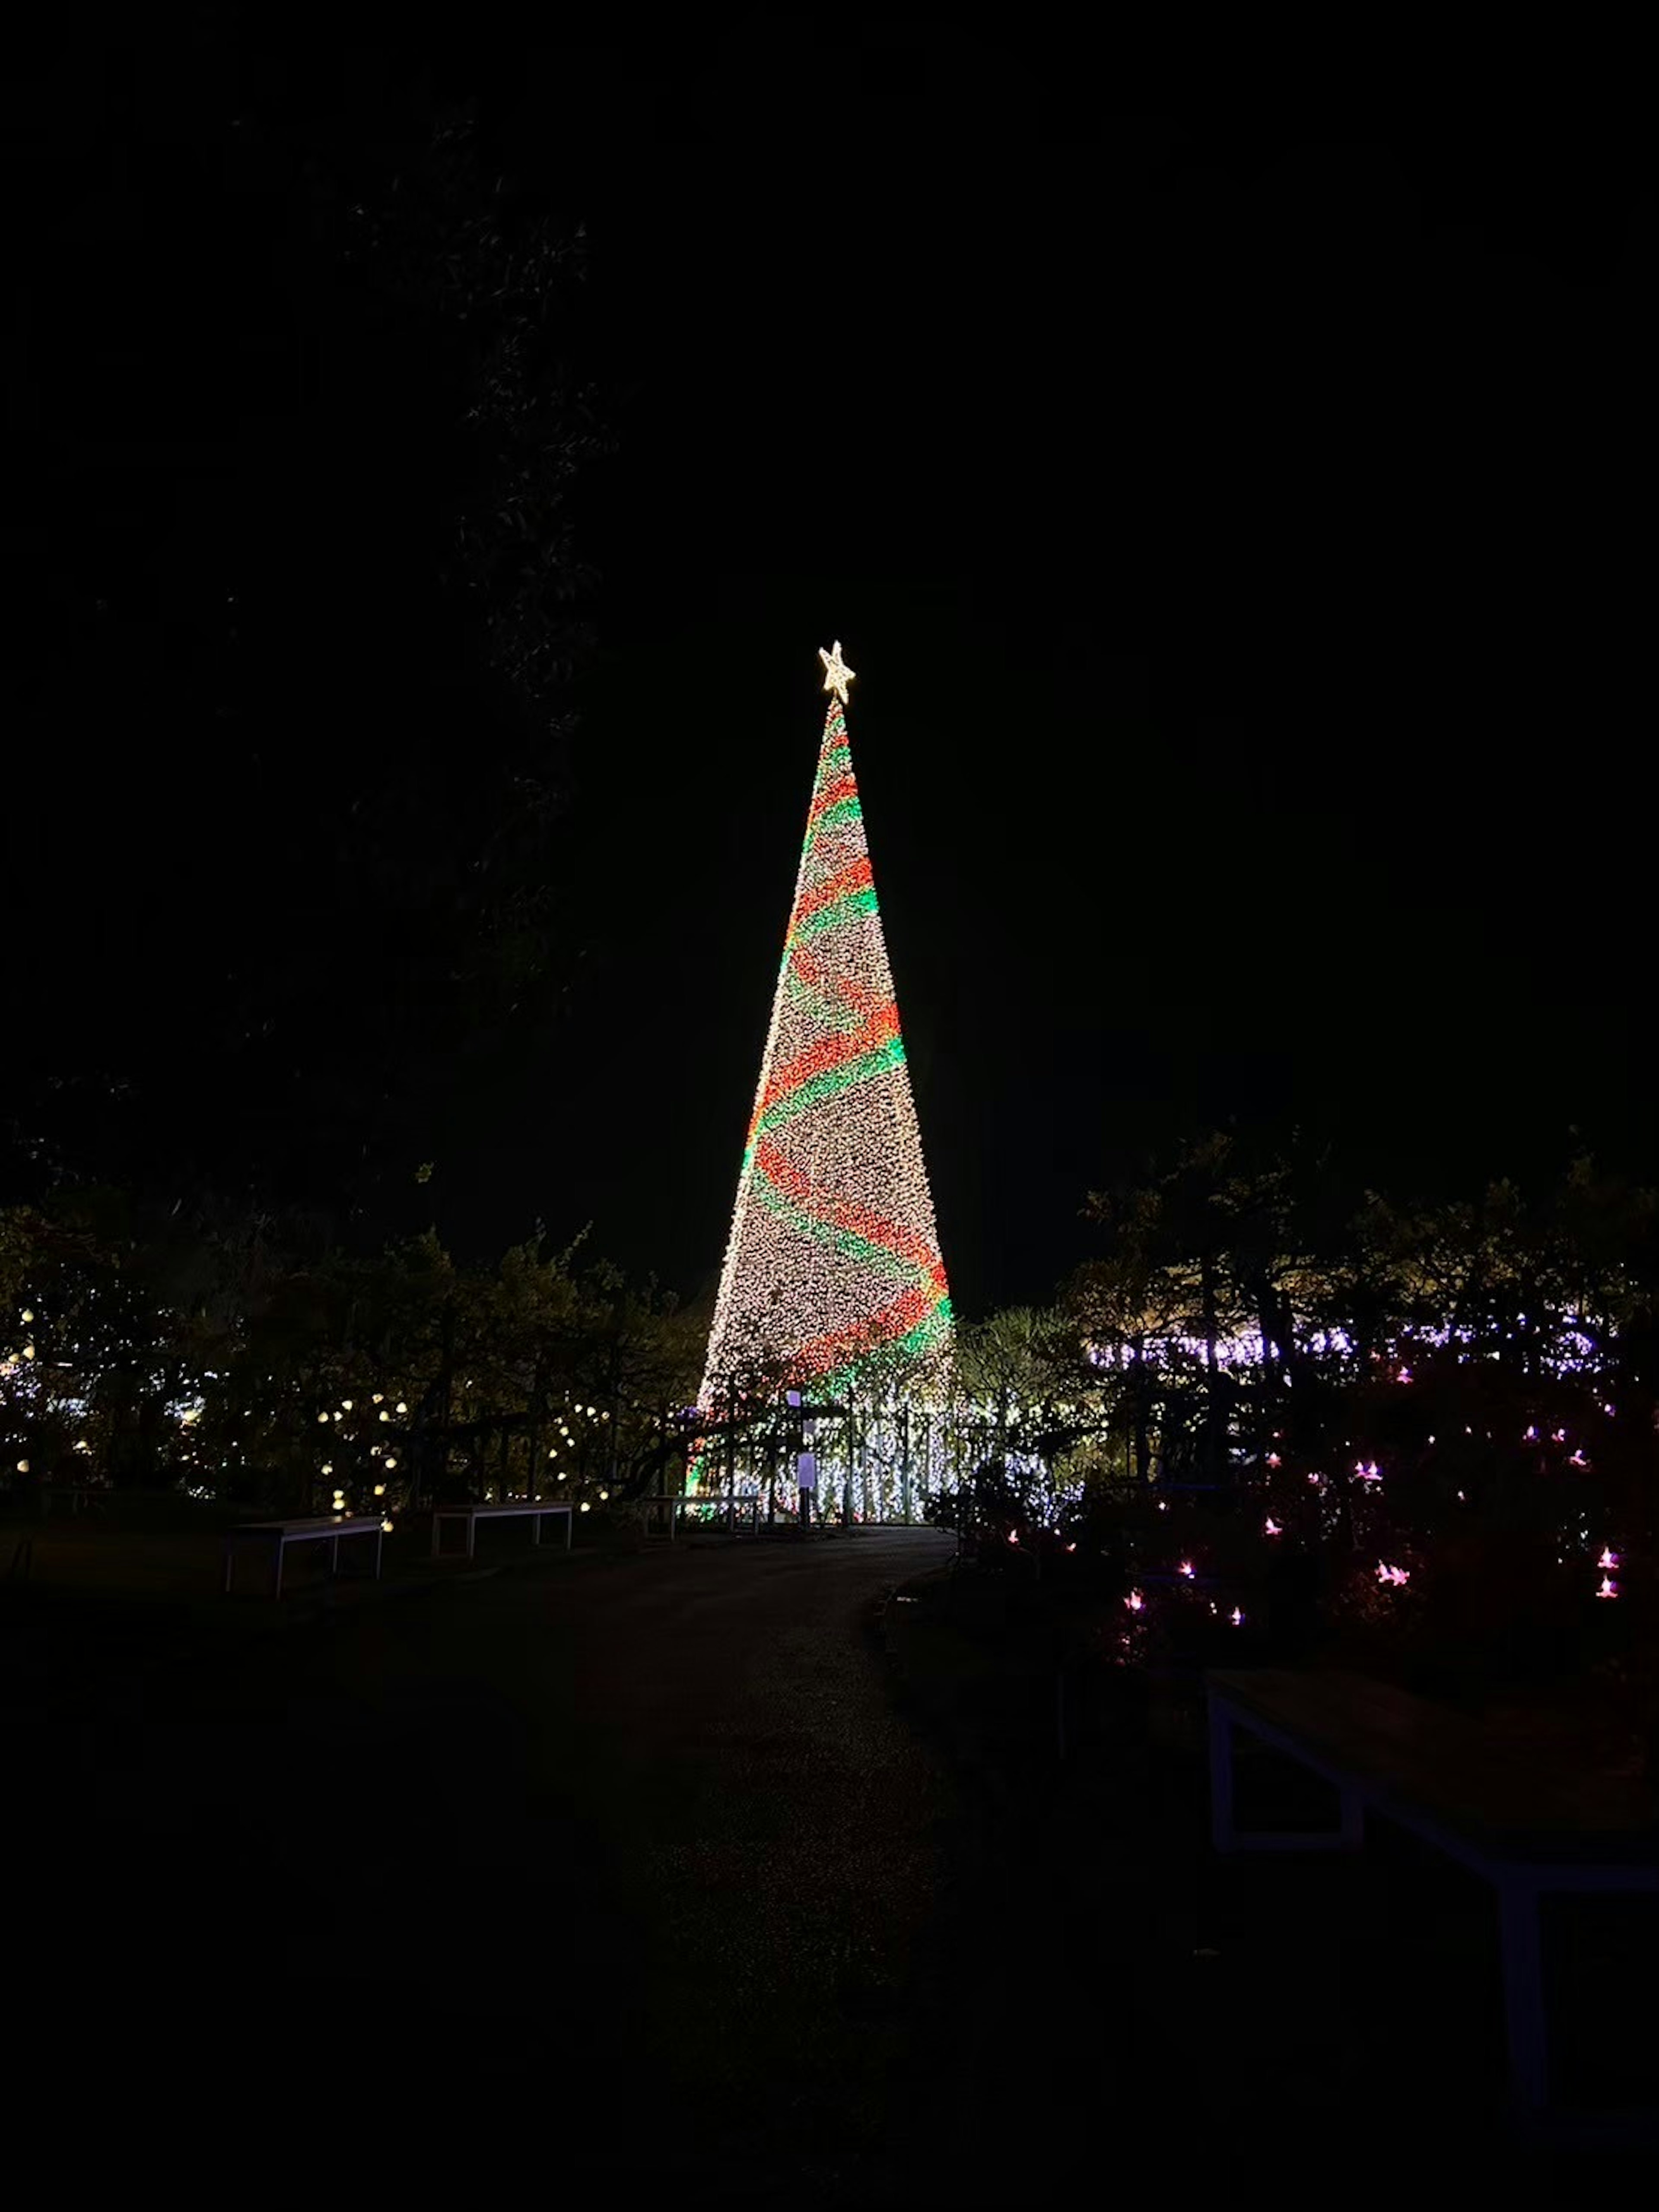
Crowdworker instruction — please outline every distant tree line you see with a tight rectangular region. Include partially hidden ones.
[1,1185,703,1522]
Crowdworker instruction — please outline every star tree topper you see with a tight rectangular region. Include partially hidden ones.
[819,639,856,706]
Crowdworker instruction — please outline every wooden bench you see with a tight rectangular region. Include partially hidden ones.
[1205,1667,1659,2141]
[635,1493,763,1541]
[223,1514,385,1599]
[430,1498,575,1560]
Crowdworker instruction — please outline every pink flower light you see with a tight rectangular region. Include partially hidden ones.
[1596,1576,1618,1600]
[1568,1449,1589,1468]
[1178,1560,1195,1579]
[1524,1425,1538,1441]
[1397,1367,1413,1384]
[1355,1460,1382,1484]
[1265,1517,1282,1537]
[1126,1589,1144,1612]
[1552,1428,1567,1444]
[1376,1562,1410,1587]
[1265,1451,1282,1469]
[1007,1530,1019,1546]
[1230,1607,1244,1626]
[1598,1546,1620,1571]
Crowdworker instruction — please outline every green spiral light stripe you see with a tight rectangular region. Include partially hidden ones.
[753,1032,906,1139]
[787,883,880,949]
[823,1297,956,1393]
[807,793,862,842]
[749,1158,918,1280]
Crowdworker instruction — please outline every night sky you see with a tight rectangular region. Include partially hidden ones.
[11,25,1651,1316]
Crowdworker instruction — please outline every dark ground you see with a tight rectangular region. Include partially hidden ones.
[5,1525,1652,2200]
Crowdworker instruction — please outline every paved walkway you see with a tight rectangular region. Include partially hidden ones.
[24,1530,984,2200]
[16,1529,1621,2199]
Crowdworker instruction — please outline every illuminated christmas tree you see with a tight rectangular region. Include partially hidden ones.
[699,643,952,1412]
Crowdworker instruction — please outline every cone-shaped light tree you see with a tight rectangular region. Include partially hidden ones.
[698,644,952,1411]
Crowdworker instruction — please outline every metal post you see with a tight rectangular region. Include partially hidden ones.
[900,1403,912,1526]
[842,1385,853,1528]
[1499,1881,1549,2115]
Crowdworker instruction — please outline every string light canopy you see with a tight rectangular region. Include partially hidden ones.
[699,646,951,1407]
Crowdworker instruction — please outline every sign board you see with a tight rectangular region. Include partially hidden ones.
[795,1450,817,1492]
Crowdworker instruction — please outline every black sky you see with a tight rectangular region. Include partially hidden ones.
[10,22,1653,1315]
